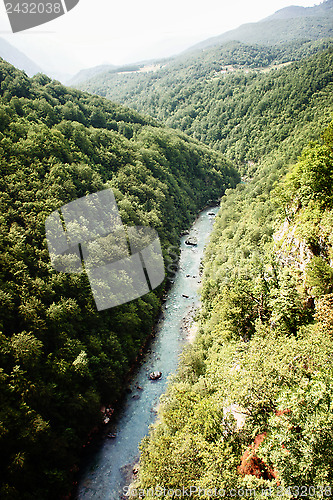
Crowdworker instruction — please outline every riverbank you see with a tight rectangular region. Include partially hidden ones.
[76,205,219,499]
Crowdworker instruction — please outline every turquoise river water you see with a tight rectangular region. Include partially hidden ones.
[77,205,219,499]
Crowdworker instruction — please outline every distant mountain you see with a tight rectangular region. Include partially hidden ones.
[0,38,42,76]
[263,0,333,21]
[67,64,118,85]
[263,5,314,21]
[76,40,333,168]
[190,0,333,50]
[68,60,168,86]
[71,2,333,90]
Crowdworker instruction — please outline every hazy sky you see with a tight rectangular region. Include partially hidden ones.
[0,0,319,77]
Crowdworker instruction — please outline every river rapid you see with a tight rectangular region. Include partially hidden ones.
[77,205,219,500]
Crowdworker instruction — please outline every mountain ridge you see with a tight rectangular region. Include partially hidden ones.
[73,1,333,89]
[0,37,42,76]
[189,0,333,50]
[67,64,118,86]
[262,0,333,21]
[75,41,333,174]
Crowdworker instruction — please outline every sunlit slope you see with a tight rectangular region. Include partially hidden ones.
[77,43,333,170]
[135,119,333,499]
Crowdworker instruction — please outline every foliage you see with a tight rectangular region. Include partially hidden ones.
[194,0,333,49]
[78,42,333,170]
[2,34,333,499]
[132,45,333,494]
[0,59,238,499]
[136,114,333,495]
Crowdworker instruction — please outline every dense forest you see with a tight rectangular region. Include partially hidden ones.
[134,121,333,499]
[0,59,238,499]
[1,3,333,497]
[112,40,333,498]
[77,40,333,169]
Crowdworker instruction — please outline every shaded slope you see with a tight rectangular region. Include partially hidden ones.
[0,60,238,499]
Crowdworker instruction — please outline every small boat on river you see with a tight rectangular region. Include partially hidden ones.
[185,236,198,246]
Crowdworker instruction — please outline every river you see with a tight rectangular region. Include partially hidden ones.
[76,205,219,499]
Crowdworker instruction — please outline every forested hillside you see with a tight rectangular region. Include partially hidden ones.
[192,0,333,49]
[2,6,333,497]
[77,41,333,169]
[0,59,238,499]
[108,35,333,497]
[135,119,333,498]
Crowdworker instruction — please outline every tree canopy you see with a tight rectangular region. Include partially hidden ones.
[0,59,238,499]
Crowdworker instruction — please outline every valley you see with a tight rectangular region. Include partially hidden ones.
[0,1,332,498]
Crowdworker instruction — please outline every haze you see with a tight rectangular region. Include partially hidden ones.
[0,0,318,78]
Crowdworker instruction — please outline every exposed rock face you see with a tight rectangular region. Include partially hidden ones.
[223,404,247,430]
[273,215,333,299]
[273,218,314,275]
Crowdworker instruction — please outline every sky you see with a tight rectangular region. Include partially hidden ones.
[0,0,320,78]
